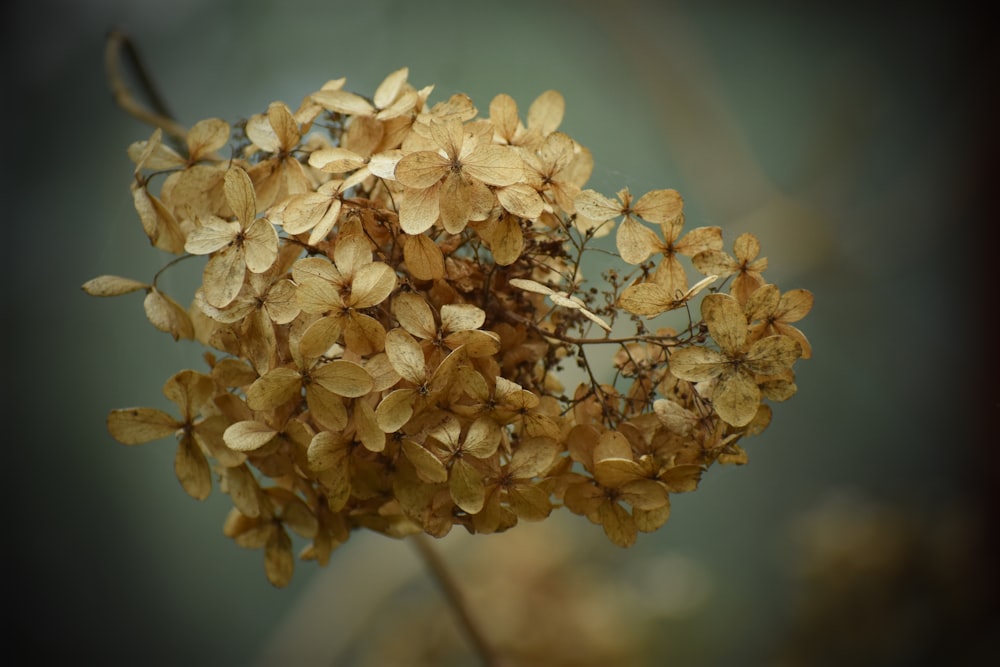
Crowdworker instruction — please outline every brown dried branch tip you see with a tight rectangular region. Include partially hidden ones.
[84,68,813,587]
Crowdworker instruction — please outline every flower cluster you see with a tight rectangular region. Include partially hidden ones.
[85,68,813,586]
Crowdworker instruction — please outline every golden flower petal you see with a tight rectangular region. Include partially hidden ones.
[224,167,257,226]
[616,217,661,265]
[143,288,194,340]
[712,371,761,427]
[702,293,747,355]
[224,420,278,452]
[385,328,426,384]
[633,188,683,225]
[393,292,437,340]
[81,275,148,297]
[311,360,374,398]
[246,367,302,410]
[175,433,212,500]
[668,347,726,383]
[403,439,448,484]
[450,458,486,514]
[402,233,445,281]
[264,527,294,588]
[107,407,179,445]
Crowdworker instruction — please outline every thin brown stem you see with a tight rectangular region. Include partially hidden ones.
[410,534,500,667]
[104,28,189,143]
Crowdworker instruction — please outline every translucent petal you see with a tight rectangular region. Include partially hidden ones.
[224,167,257,226]
[616,217,661,265]
[633,188,683,225]
[702,293,747,355]
[668,347,726,383]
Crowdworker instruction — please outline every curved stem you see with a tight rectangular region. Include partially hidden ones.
[104,28,189,143]
[410,534,500,667]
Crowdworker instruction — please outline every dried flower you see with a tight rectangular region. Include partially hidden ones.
[89,68,813,586]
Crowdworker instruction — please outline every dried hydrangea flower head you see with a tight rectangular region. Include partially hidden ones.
[86,66,813,588]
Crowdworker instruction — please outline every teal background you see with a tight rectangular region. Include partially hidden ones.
[5,1,996,665]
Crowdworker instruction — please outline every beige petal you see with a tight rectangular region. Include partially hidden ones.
[599,501,637,548]
[201,247,246,309]
[746,335,802,376]
[402,233,445,281]
[633,502,671,532]
[633,188,683,225]
[298,316,344,360]
[355,399,386,452]
[668,347,726,383]
[393,292,437,340]
[620,478,669,510]
[508,484,552,521]
[132,184,186,254]
[462,145,524,187]
[375,388,416,433]
[264,527,294,588]
[702,293,747,355]
[312,88,376,116]
[490,213,524,266]
[311,359,374,398]
[82,275,148,297]
[224,167,257,226]
[489,93,520,140]
[373,67,409,110]
[574,189,622,222]
[450,457,486,513]
[306,385,349,431]
[463,416,501,459]
[403,439,448,483]
[308,147,367,173]
[527,90,565,135]
[220,464,261,517]
[175,434,212,500]
[496,182,544,220]
[616,217,661,265]
[348,262,397,309]
[186,118,230,160]
[184,217,238,255]
[713,371,761,427]
[618,282,673,317]
[244,218,279,273]
[246,367,302,410]
[441,303,485,333]
[144,288,194,340]
[385,328,426,384]
[395,151,449,189]
[307,430,349,472]
[107,407,179,445]
[398,183,441,235]
[509,436,560,477]
[224,420,278,452]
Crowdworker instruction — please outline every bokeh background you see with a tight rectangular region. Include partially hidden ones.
[5,1,996,665]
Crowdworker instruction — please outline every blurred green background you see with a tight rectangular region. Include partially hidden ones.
[5,1,996,665]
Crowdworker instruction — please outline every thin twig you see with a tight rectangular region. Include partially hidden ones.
[410,534,500,667]
[104,28,189,144]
